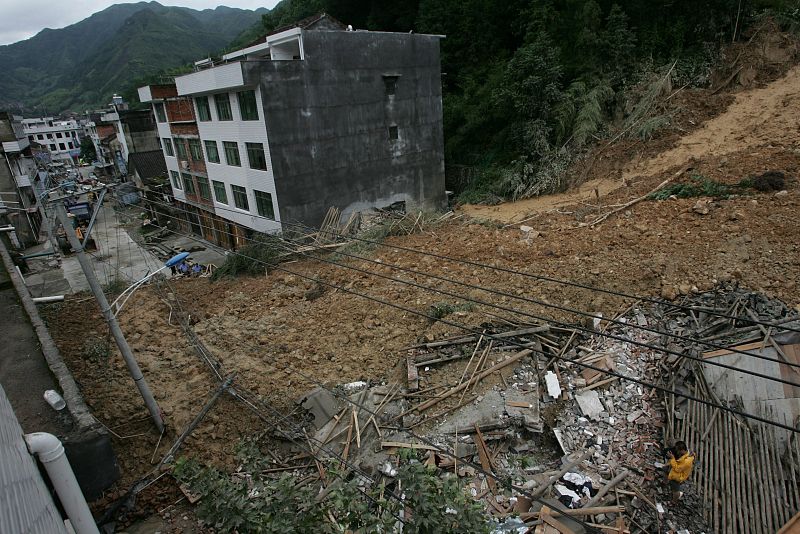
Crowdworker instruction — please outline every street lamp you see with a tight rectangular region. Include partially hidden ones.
[110,252,189,316]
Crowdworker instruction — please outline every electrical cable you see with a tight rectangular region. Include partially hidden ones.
[128,185,800,335]
[131,196,800,385]
[138,221,800,434]
[147,265,602,533]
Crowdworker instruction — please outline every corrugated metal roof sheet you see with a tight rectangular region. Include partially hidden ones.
[0,384,67,534]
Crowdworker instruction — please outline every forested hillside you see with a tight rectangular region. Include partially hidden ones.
[262,0,798,201]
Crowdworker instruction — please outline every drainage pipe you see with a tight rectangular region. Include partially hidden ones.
[24,432,99,534]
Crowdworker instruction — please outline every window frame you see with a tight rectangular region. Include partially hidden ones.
[170,170,182,190]
[245,142,267,171]
[195,96,212,122]
[214,93,233,121]
[254,189,275,219]
[196,176,212,201]
[237,90,259,121]
[163,138,174,157]
[222,141,241,166]
[154,102,167,122]
[174,138,188,160]
[231,184,249,211]
[204,140,220,163]
[182,173,196,195]
[212,180,228,204]
[188,138,204,161]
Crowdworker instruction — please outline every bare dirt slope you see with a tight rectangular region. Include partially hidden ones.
[41,30,800,527]
[462,61,800,224]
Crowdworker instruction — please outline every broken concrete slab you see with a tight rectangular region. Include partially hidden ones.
[575,390,604,420]
[300,387,341,429]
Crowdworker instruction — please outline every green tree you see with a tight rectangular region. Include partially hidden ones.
[79,137,96,163]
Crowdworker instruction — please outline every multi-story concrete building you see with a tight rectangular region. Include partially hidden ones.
[138,13,445,241]
[21,117,83,163]
[0,112,43,246]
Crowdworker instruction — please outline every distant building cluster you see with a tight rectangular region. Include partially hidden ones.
[1,13,447,249]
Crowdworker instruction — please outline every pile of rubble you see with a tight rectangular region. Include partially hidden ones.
[224,284,799,533]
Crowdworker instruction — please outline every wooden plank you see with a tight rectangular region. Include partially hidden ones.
[754,423,778,532]
[414,350,532,413]
[778,511,800,534]
[474,423,497,494]
[730,414,748,534]
[381,441,439,451]
[541,511,577,534]
[521,506,626,520]
[583,470,628,508]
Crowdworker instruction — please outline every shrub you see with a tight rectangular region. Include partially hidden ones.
[173,446,490,533]
[211,233,286,280]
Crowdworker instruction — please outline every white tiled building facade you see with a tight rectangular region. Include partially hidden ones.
[21,118,82,162]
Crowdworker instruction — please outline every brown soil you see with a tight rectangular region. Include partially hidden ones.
[41,26,800,529]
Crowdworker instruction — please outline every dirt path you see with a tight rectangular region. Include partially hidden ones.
[460,64,800,224]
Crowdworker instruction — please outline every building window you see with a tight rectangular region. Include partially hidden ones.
[223,141,240,166]
[238,90,258,120]
[383,75,399,96]
[245,142,267,170]
[175,139,188,160]
[56,132,63,138]
[188,139,203,161]
[254,190,275,219]
[388,125,399,140]
[212,180,228,204]
[46,133,53,140]
[59,143,66,150]
[67,142,73,149]
[196,176,212,201]
[204,140,220,163]
[214,93,233,121]
[231,185,249,210]
[170,170,182,190]
[37,134,43,140]
[154,102,167,122]
[195,96,212,121]
[50,144,56,150]
[182,173,196,195]
[163,138,174,157]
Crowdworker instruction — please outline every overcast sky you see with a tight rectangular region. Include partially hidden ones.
[0,0,281,45]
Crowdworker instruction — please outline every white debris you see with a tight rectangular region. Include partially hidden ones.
[554,484,581,505]
[544,371,562,398]
[575,390,604,419]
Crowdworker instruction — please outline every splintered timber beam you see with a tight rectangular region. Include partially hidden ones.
[413,350,532,413]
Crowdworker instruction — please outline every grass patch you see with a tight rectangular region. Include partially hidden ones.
[211,233,286,280]
[102,277,128,296]
[648,174,733,200]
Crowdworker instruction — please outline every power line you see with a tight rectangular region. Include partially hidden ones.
[136,220,800,434]
[129,186,800,334]
[131,196,800,385]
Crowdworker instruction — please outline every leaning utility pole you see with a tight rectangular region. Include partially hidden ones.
[53,198,165,433]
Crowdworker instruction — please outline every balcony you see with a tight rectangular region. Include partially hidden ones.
[176,62,245,96]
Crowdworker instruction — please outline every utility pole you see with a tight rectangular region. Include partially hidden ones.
[53,198,165,433]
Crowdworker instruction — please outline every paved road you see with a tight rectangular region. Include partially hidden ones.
[0,264,72,435]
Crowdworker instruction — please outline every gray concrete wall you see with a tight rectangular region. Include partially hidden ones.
[245,30,446,228]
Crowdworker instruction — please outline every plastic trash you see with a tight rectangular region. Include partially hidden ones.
[43,390,66,411]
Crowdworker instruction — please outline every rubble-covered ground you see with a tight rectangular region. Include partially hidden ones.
[40,32,800,533]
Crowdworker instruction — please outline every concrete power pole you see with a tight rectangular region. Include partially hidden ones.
[54,201,165,434]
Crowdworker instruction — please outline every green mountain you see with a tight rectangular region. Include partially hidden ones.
[0,1,268,114]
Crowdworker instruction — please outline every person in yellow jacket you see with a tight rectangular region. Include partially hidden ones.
[667,440,695,502]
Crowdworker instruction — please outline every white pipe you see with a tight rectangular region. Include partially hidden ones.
[33,295,65,303]
[24,432,100,534]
